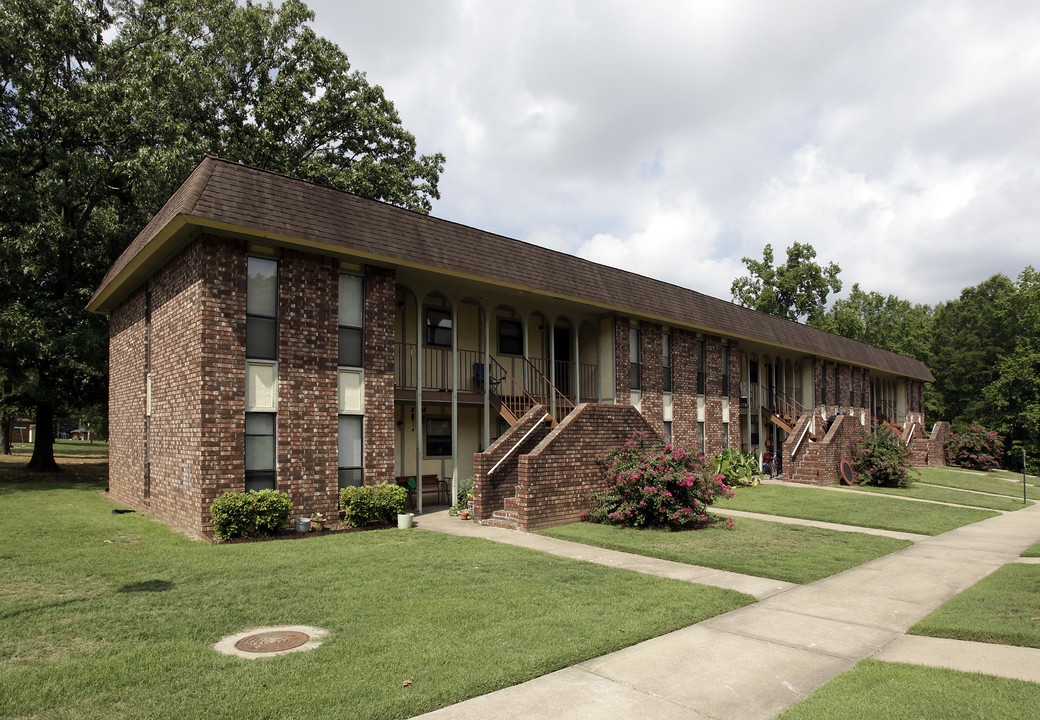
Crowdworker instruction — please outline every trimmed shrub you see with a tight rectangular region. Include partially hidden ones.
[947,425,1003,471]
[854,424,912,487]
[711,448,762,487]
[583,431,734,530]
[340,483,407,526]
[210,489,292,540]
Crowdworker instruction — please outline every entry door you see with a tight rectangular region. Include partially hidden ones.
[553,327,571,398]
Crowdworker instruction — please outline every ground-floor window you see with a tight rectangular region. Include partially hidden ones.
[698,421,705,455]
[338,414,363,488]
[245,412,276,491]
[425,417,452,457]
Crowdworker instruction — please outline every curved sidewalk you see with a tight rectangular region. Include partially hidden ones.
[414,503,1040,719]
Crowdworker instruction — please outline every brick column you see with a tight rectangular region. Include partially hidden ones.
[639,321,664,435]
[672,329,698,449]
[613,316,630,404]
[364,265,396,486]
[704,335,723,456]
[276,249,339,518]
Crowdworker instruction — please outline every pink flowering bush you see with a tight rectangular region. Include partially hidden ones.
[854,424,912,488]
[947,425,1003,471]
[582,430,734,530]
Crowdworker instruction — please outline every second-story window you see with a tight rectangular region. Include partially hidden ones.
[629,326,641,391]
[499,318,523,356]
[245,255,278,492]
[721,344,730,396]
[338,274,363,367]
[662,333,672,392]
[426,308,452,347]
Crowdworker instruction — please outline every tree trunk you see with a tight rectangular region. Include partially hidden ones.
[1,414,11,454]
[26,401,60,472]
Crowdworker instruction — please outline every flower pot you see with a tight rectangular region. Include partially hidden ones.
[459,509,470,520]
[294,517,311,533]
[397,512,414,529]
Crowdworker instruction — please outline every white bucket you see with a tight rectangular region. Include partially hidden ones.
[294,517,311,533]
[397,513,414,529]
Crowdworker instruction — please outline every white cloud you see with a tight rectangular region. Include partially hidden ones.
[306,0,1040,306]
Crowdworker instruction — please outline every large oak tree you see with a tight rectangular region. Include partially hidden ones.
[0,0,444,470]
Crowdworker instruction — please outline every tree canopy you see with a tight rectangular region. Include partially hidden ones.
[0,0,445,469]
[730,242,842,324]
[812,283,933,363]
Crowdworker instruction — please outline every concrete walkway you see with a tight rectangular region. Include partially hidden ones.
[413,503,1040,719]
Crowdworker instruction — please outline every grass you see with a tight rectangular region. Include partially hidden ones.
[1022,541,1040,558]
[0,479,753,720]
[908,564,1040,648]
[536,518,910,584]
[840,482,1030,511]
[777,660,1040,720]
[714,484,998,535]
[916,466,1040,501]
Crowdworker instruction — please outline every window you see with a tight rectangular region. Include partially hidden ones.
[338,273,363,367]
[246,257,277,359]
[498,318,524,356]
[246,255,278,490]
[629,326,641,391]
[662,333,672,392]
[338,415,363,488]
[721,345,730,396]
[723,422,730,449]
[425,308,452,347]
[245,412,276,491]
[663,421,672,445]
[697,339,706,395]
[698,421,705,455]
[425,417,452,457]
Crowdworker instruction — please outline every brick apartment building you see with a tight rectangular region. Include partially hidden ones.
[89,157,938,538]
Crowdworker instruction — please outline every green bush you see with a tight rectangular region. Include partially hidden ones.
[711,448,762,487]
[583,430,734,530]
[210,489,292,540]
[947,425,1003,471]
[854,424,912,487]
[339,483,407,526]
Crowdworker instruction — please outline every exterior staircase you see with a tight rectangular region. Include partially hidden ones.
[483,496,520,530]
[484,356,574,427]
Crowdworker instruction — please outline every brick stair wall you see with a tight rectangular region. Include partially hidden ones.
[784,413,864,485]
[472,405,551,522]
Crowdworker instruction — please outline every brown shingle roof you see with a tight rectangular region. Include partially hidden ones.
[90,157,934,381]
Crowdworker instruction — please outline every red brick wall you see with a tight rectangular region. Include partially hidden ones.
[784,413,863,484]
[108,288,147,508]
[275,249,339,520]
[704,336,723,456]
[614,316,630,403]
[639,321,664,435]
[671,329,698,449]
[472,405,551,520]
[517,403,658,530]
[363,265,396,485]
[147,239,206,536]
[196,237,246,537]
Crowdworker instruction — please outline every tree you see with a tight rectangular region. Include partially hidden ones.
[812,284,933,362]
[0,0,445,470]
[731,242,842,324]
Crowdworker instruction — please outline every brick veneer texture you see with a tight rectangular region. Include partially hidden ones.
[363,265,396,486]
[838,364,850,411]
[472,405,551,521]
[728,340,741,410]
[784,413,862,484]
[108,287,147,510]
[275,249,339,521]
[639,321,664,435]
[671,329,698,450]
[704,336,723,456]
[613,316,630,403]
[517,403,658,531]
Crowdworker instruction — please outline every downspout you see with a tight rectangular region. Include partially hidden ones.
[415,290,424,514]
[450,300,459,507]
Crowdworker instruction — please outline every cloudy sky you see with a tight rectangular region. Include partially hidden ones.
[306,0,1039,308]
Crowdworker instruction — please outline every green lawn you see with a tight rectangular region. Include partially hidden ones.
[842,482,1030,511]
[537,518,910,584]
[908,564,1040,649]
[777,660,1040,720]
[0,480,753,720]
[714,484,998,535]
[7,439,110,457]
[1022,541,1040,558]
[917,466,1040,501]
